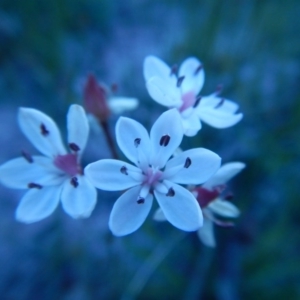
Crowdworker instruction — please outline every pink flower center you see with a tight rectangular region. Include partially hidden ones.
[144,168,163,186]
[194,187,221,208]
[179,91,196,112]
[54,154,81,176]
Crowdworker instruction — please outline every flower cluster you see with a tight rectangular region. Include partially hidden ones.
[0,55,245,246]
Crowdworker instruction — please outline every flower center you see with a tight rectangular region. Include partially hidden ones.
[179,91,196,112]
[144,167,162,186]
[54,154,81,176]
[194,187,221,208]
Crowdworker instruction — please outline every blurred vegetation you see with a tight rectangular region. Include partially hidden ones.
[0,0,299,299]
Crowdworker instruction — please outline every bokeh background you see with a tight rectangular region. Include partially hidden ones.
[0,0,299,299]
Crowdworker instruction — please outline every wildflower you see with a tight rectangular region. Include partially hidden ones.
[154,162,245,247]
[84,74,138,122]
[0,105,97,223]
[144,56,243,136]
[85,109,221,236]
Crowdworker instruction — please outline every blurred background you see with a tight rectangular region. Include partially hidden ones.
[0,0,299,299]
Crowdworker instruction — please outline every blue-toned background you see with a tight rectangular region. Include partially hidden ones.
[0,1,299,299]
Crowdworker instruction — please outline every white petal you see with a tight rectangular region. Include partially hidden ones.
[61,175,97,218]
[67,104,89,157]
[84,159,143,191]
[109,186,153,236]
[116,117,151,167]
[16,185,62,223]
[154,181,202,231]
[179,57,204,95]
[164,148,221,185]
[199,95,239,113]
[108,97,139,114]
[18,108,66,157]
[153,208,167,221]
[208,198,240,218]
[143,55,176,84]
[203,162,246,189]
[146,77,182,107]
[181,110,202,137]
[0,156,65,189]
[197,217,216,247]
[150,109,184,168]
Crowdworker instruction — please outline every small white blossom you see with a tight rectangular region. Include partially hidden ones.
[0,105,97,223]
[85,109,221,236]
[154,162,245,247]
[144,56,243,136]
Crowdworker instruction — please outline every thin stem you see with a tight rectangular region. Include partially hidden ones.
[121,232,186,300]
[99,120,118,159]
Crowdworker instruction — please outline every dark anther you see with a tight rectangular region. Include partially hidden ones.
[134,138,141,147]
[193,96,202,108]
[137,197,145,204]
[177,76,185,88]
[166,187,175,197]
[69,143,80,152]
[70,177,79,188]
[22,150,33,163]
[184,157,192,168]
[40,124,49,136]
[120,166,128,175]
[215,98,225,109]
[194,64,203,75]
[224,192,234,200]
[170,64,178,76]
[28,182,42,189]
[160,134,171,147]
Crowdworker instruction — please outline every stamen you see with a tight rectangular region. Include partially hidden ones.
[40,124,49,136]
[170,64,178,76]
[160,134,170,147]
[177,76,185,88]
[70,177,79,188]
[120,166,128,175]
[166,187,175,197]
[193,96,202,108]
[137,197,145,204]
[134,138,141,147]
[194,64,203,75]
[69,143,80,152]
[184,157,192,168]
[214,98,225,109]
[22,150,33,163]
[224,192,234,200]
[28,182,42,189]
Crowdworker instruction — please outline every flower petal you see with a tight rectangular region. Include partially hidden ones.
[109,186,153,236]
[61,175,97,218]
[0,156,65,189]
[181,110,202,136]
[199,95,239,113]
[84,159,143,191]
[164,148,221,185]
[179,57,204,95]
[153,208,167,221]
[150,109,184,168]
[16,185,62,223]
[197,216,216,247]
[203,162,245,189]
[143,55,176,84]
[208,198,240,218]
[108,97,139,114]
[18,108,66,157]
[116,117,151,167]
[67,104,89,157]
[146,77,182,107]
[154,181,202,231]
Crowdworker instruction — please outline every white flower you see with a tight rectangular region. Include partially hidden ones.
[154,162,245,247]
[0,105,97,223]
[144,56,243,136]
[85,109,221,236]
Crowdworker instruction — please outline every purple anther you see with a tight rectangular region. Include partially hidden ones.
[214,98,225,109]
[28,182,42,189]
[184,157,192,168]
[193,96,202,108]
[166,187,175,197]
[69,143,80,152]
[159,134,170,147]
[137,197,145,204]
[134,138,141,147]
[22,150,33,163]
[70,177,79,188]
[40,124,49,136]
[120,166,128,175]
[177,76,185,88]
[194,64,203,75]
